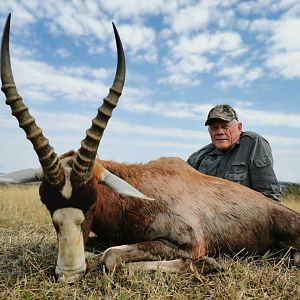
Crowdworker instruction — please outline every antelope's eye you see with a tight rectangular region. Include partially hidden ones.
[76,221,82,227]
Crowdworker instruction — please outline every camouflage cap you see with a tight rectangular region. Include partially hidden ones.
[205,104,238,126]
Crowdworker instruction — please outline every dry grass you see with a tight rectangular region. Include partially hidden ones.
[0,184,299,299]
[281,183,300,212]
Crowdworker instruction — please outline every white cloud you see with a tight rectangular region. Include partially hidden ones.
[11,42,36,58]
[265,50,300,78]
[158,73,201,86]
[39,1,110,39]
[87,45,105,55]
[218,65,245,77]
[247,15,300,80]
[122,100,211,120]
[32,110,91,132]
[270,19,300,51]
[122,98,300,129]
[164,4,210,34]
[5,40,123,105]
[235,100,254,108]
[275,1,300,16]
[159,55,213,86]
[109,119,208,140]
[237,0,272,15]
[236,0,298,16]
[13,57,112,103]
[160,31,245,86]
[263,19,300,78]
[249,18,275,33]
[0,1,35,30]
[60,66,113,80]
[98,0,176,19]
[217,65,263,88]
[116,24,158,63]
[171,31,244,58]
[238,108,300,128]
[1,104,207,141]
[267,135,300,146]
[50,6,85,36]
[38,1,163,65]
[162,0,240,35]
[235,18,250,31]
[39,2,158,63]
[54,48,71,58]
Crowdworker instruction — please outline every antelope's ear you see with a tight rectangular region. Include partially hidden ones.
[99,168,154,200]
[0,168,43,183]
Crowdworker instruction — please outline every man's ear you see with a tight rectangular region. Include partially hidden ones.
[238,122,243,131]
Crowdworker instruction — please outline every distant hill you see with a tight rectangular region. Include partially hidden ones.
[279,182,300,201]
[280,181,300,192]
[280,181,300,189]
[1,174,300,196]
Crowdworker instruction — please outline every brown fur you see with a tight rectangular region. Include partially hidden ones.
[40,152,300,268]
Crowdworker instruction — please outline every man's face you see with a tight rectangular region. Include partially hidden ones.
[208,119,242,152]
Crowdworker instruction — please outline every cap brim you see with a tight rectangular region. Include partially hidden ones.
[205,117,235,126]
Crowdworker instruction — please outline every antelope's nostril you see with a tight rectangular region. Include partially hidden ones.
[56,273,65,283]
[56,270,85,284]
[55,262,87,283]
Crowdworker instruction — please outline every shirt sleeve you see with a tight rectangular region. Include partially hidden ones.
[249,136,281,201]
[187,145,213,170]
[187,151,201,169]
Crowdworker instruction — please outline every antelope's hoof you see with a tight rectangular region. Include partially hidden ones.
[190,256,224,274]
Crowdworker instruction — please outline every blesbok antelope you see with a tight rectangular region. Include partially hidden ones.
[1,14,300,284]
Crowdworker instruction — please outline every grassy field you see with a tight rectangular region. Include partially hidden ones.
[0,184,299,299]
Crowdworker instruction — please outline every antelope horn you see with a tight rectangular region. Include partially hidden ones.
[71,22,125,185]
[1,13,64,185]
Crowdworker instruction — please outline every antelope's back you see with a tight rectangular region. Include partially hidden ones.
[100,156,276,220]
[101,157,282,253]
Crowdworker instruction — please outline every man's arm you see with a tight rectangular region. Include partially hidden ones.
[187,152,199,169]
[249,136,281,201]
[187,145,214,170]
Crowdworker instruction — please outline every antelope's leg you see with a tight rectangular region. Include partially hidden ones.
[100,240,182,270]
[128,257,224,274]
[128,259,191,273]
[100,240,223,273]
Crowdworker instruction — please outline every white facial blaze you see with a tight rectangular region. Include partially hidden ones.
[52,208,86,283]
[61,167,73,199]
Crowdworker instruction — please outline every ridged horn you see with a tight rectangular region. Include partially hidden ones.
[1,13,64,185]
[71,22,126,186]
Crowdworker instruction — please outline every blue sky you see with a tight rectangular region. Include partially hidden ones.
[0,0,300,183]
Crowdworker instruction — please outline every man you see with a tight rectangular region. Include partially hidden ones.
[187,104,281,201]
